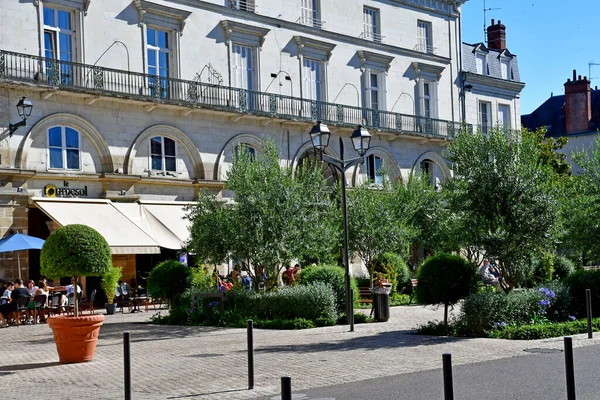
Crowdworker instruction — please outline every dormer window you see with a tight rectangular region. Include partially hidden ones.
[501,58,511,80]
[476,53,487,75]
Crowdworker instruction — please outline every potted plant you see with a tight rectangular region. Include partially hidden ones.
[41,224,112,363]
[101,265,122,315]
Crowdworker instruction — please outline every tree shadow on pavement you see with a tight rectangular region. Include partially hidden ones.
[254,330,472,354]
[166,388,250,399]
[0,362,62,371]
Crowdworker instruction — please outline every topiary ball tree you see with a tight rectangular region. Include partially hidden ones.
[147,260,191,306]
[40,224,112,317]
[416,253,478,327]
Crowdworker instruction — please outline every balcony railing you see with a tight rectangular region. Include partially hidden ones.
[297,16,325,29]
[0,49,465,139]
[414,43,437,55]
[359,31,384,43]
[229,0,255,12]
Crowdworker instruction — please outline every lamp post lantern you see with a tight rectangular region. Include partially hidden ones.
[8,97,33,137]
[308,121,372,331]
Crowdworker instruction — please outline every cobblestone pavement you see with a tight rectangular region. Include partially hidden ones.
[1,305,599,400]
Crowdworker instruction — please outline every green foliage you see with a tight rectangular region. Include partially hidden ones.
[532,252,555,285]
[489,318,600,340]
[255,318,316,330]
[372,252,410,294]
[147,260,191,304]
[553,256,575,281]
[565,269,600,317]
[232,283,338,322]
[40,224,111,279]
[101,266,122,304]
[187,139,339,291]
[416,254,477,306]
[444,128,563,287]
[297,264,358,316]
[190,266,216,293]
[543,282,573,322]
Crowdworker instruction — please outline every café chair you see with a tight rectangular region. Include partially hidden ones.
[78,289,96,314]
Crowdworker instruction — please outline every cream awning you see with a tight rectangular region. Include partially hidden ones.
[33,198,161,254]
[139,201,193,245]
[112,202,183,250]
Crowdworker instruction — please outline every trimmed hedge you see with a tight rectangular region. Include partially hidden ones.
[298,264,359,316]
[232,282,338,323]
[148,260,191,304]
[416,254,478,307]
[489,318,600,340]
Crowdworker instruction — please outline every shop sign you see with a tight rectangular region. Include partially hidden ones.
[44,181,88,198]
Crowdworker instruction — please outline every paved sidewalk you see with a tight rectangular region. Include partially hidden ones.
[1,306,599,400]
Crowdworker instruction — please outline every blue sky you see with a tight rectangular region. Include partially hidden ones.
[461,0,600,115]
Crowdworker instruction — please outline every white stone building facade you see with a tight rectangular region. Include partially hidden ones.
[0,0,484,284]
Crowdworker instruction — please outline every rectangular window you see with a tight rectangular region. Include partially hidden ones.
[501,59,510,80]
[367,155,384,185]
[423,82,431,118]
[417,21,432,53]
[479,102,491,134]
[232,44,255,91]
[498,104,510,129]
[476,54,487,75]
[363,7,380,42]
[303,58,323,102]
[150,136,177,173]
[48,126,80,170]
[367,72,380,110]
[43,6,74,85]
[147,27,170,98]
[301,0,321,28]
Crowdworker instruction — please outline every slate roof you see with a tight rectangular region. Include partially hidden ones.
[462,42,521,82]
[521,90,600,137]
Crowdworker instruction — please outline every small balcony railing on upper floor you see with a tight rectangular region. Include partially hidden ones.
[297,15,325,29]
[0,49,466,139]
[359,31,384,43]
[414,43,437,55]
[475,124,520,136]
[229,0,256,13]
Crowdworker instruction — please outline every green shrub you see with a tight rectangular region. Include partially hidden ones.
[190,266,216,292]
[298,264,359,316]
[489,318,600,340]
[389,293,412,306]
[355,276,370,288]
[416,254,478,326]
[553,256,575,281]
[532,253,555,285]
[540,281,573,322]
[255,318,316,330]
[565,269,600,317]
[372,252,410,295]
[40,224,112,279]
[101,266,122,304]
[148,260,191,305]
[232,282,337,322]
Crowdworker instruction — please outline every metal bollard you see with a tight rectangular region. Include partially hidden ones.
[247,319,254,390]
[281,376,292,400]
[350,288,355,332]
[564,337,576,400]
[442,353,454,400]
[124,331,131,400]
[586,289,593,339]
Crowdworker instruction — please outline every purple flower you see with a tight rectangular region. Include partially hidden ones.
[209,301,219,308]
[493,321,507,328]
[569,315,576,321]
[539,299,551,307]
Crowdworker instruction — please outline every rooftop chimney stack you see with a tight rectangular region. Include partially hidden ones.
[564,69,592,134]
[487,19,506,50]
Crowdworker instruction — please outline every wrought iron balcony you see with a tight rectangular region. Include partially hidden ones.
[359,31,384,43]
[0,49,465,139]
[229,0,256,12]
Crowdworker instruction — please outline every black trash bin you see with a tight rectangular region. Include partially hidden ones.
[372,285,391,322]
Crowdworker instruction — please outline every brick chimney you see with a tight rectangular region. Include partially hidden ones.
[487,19,506,50]
[564,69,592,134]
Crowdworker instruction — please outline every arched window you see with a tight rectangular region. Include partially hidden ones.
[298,148,338,186]
[366,155,384,185]
[420,159,439,188]
[150,136,177,173]
[48,126,80,170]
[235,143,256,160]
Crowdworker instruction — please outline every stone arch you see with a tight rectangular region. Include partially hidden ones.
[411,151,451,184]
[292,141,342,185]
[213,133,266,181]
[125,125,205,179]
[15,113,113,172]
[351,146,402,186]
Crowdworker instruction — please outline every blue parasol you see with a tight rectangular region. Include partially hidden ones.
[0,233,45,279]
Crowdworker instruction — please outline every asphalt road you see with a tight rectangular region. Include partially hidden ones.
[263,343,600,400]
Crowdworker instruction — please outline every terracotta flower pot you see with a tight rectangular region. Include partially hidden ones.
[47,314,105,363]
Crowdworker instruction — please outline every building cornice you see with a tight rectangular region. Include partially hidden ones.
[173,0,451,64]
[463,72,525,93]
[388,0,467,16]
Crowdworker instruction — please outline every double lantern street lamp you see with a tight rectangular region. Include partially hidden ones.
[8,97,34,137]
[308,121,371,332]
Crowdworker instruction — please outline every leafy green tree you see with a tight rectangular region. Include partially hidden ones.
[147,260,191,305]
[347,181,414,286]
[444,128,563,287]
[187,139,338,290]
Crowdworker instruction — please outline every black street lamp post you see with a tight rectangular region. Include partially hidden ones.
[8,97,33,137]
[308,121,371,331]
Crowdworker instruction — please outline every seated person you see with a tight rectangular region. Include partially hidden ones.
[0,279,31,327]
[27,280,38,297]
[479,259,504,292]
[2,281,14,299]
[60,278,82,306]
